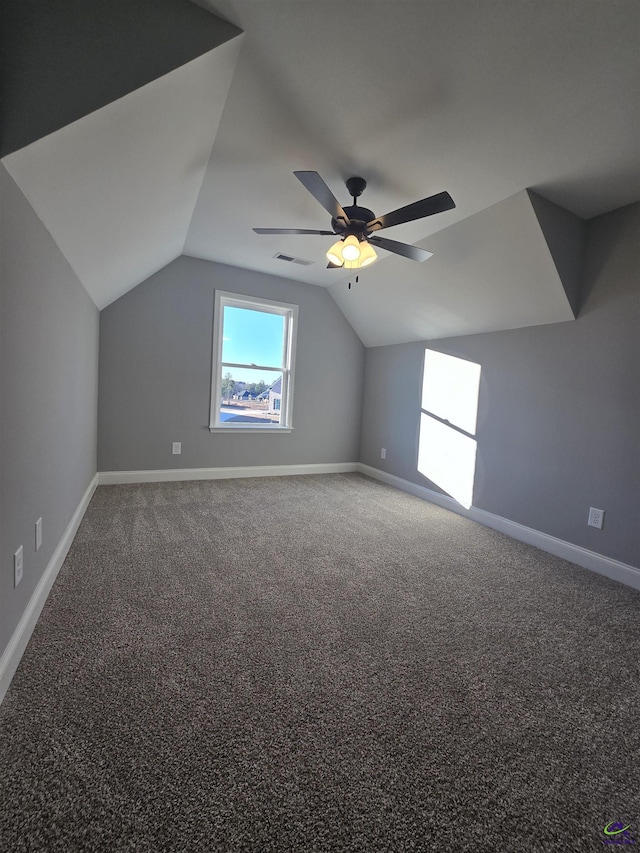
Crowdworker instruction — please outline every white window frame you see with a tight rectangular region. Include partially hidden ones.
[209,290,298,433]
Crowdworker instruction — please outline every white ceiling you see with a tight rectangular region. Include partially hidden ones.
[3,0,639,341]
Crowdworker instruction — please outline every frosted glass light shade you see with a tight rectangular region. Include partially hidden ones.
[341,234,361,261]
[358,241,377,267]
[326,240,344,266]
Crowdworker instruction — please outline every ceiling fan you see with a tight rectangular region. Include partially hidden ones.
[253,171,455,269]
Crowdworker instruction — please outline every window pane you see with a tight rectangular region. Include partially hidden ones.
[221,306,285,368]
[218,367,283,425]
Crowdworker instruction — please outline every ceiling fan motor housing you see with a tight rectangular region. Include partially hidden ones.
[331,207,376,237]
[328,177,374,238]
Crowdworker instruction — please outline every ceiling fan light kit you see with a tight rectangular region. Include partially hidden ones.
[253,171,455,271]
[325,234,379,269]
[340,234,361,261]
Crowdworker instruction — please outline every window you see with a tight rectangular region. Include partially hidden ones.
[210,291,298,432]
[417,350,481,509]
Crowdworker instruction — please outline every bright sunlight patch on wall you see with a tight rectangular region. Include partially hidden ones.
[418,350,481,509]
[421,349,481,435]
[418,415,478,509]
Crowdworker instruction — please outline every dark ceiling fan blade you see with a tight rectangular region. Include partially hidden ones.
[366,191,455,233]
[327,261,343,269]
[294,171,351,226]
[369,235,433,262]
[253,228,335,235]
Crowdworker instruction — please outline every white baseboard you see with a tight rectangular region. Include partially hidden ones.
[98,461,359,485]
[357,463,640,592]
[0,474,99,706]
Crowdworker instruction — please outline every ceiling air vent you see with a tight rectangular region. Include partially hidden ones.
[274,253,314,266]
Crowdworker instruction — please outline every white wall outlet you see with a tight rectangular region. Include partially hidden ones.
[35,517,42,551]
[14,546,24,587]
[381,448,387,459]
[172,442,182,455]
[588,507,605,529]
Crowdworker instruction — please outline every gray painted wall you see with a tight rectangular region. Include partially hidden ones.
[360,202,640,568]
[0,165,99,657]
[98,257,364,471]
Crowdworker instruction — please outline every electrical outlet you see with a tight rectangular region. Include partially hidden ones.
[381,448,387,459]
[14,546,24,587]
[588,507,605,530]
[35,517,42,551]
[172,442,182,455]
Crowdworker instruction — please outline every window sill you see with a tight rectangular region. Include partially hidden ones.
[209,426,293,434]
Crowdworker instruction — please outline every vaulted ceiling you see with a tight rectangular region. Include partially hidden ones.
[2,0,639,345]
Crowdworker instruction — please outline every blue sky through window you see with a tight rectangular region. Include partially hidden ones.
[221,306,285,384]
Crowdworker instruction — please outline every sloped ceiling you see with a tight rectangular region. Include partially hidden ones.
[4,41,243,308]
[0,0,241,157]
[329,190,580,346]
[2,0,639,343]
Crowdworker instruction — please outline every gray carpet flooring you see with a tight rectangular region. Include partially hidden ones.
[1,473,639,852]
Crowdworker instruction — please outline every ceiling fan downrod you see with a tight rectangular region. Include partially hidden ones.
[346,176,367,205]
